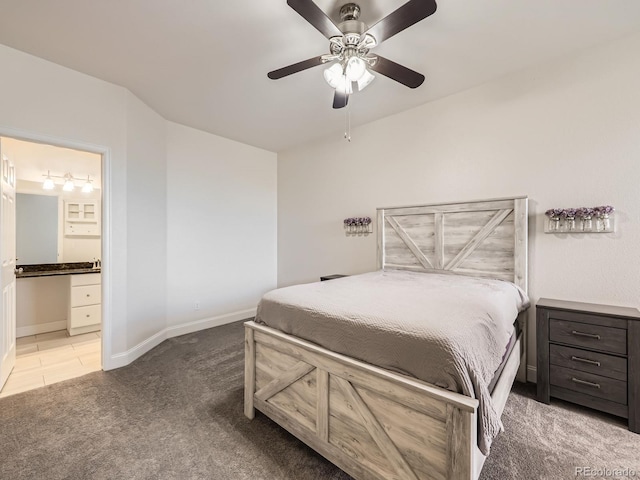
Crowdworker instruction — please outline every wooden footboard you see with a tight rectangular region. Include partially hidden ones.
[245,321,486,480]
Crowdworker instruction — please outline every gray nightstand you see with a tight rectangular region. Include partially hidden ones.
[536,298,640,433]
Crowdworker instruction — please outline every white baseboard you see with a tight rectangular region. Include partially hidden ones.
[105,308,256,371]
[527,365,537,383]
[17,320,67,338]
[166,308,256,339]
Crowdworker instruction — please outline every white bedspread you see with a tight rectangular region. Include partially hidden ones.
[255,270,530,454]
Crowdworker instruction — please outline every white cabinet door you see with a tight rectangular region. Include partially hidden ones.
[64,200,100,236]
[0,142,16,390]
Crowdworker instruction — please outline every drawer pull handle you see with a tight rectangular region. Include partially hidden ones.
[571,330,600,340]
[86,294,91,297]
[571,356,601,367]
[86,314,90,318]
[571,377,601,389]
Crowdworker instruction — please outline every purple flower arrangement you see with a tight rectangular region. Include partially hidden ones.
[595,205,615,217]
[344,217,372,235]
[545,206,614,219]
[343,217,372,226]
[576,207,595,220]
[545,205,615,232]
[544,208,564,219]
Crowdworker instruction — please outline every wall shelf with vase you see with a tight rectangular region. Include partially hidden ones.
[544,206,615,234]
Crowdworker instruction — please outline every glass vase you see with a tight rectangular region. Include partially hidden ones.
[565,217,576,232]
[582,216,593,231]
[600,214,611,231]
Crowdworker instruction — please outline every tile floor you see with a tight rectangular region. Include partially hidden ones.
[0,330,101,398]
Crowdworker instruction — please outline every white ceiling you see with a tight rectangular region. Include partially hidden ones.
[2,137,101,186]
[0,0,639,152]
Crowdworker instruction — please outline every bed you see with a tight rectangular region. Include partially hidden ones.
[244,196,529,480]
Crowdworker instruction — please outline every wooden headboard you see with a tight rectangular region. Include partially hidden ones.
[377,196,528,292]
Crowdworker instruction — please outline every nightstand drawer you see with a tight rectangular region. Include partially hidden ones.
[550,344,627,381]
[549,319,627,355]
[550,365,627,405]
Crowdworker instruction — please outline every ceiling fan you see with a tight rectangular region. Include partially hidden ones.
[268,0,438,109]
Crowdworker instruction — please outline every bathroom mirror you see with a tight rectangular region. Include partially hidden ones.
[16,193,59,264]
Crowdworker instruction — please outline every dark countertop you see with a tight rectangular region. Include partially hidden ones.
[16,262,101,278]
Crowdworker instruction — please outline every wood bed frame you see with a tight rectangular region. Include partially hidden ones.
[245,196,528,480]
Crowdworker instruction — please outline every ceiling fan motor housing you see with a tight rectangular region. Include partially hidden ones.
[339,3,360,21]
[339,3,366,35]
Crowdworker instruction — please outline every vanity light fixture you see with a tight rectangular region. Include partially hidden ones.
[82,175,94,193]
[42,171,55,190]
[62,173,75,192]
[42,171,95,192]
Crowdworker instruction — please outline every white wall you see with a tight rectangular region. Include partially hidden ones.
[124,92,168,348]
[277,32,640,379]
[0,43,129,361]
[0,44,278,369]
[166,122,277,332]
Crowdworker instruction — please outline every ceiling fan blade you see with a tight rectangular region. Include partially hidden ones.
[268,56,325,80]
[333,90,349,109]
[369,56,425,88]
[364,0,437,45]
[287,0,343,39]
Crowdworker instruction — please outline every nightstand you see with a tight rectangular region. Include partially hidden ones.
[537,298,640,433]
[320,274,348,281]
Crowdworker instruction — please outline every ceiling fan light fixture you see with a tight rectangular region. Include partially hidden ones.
[323,63,344,89]
[357,69,375,91]
[345,56,366,82]
[336,75,353,95]
[268,0,437,109]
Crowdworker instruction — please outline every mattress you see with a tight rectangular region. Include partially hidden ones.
[255,269,530,455]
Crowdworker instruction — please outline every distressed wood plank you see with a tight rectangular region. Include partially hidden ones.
[376,198,520,216]
[434,213,444,270]
[379,197,528,293]
[268,370,318,432]
[385,216,434,269]
[491,336,521,419]
[377,209,384,270]
[251,324,476,415]
[255,342,300,390]
[516,311,528,383]
[255,360,315,401]
[329,380,396,478]
[513,197,528,292]
[255,397,388,480]
[357,386,448,480]
[446,404,474,480]
[445,209,513,271]
[246,322,491,480]
[334,376,420,480]
[317,369,329,442]
[244,325,255,419]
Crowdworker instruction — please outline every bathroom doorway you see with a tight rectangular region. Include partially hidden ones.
[0,136,103,397]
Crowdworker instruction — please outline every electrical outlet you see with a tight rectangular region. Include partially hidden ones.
[194,302,200,311]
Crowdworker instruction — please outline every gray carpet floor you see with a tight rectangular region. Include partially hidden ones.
[1,320,638,480]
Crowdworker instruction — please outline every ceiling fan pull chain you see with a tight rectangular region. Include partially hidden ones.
[344,99,352,142]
